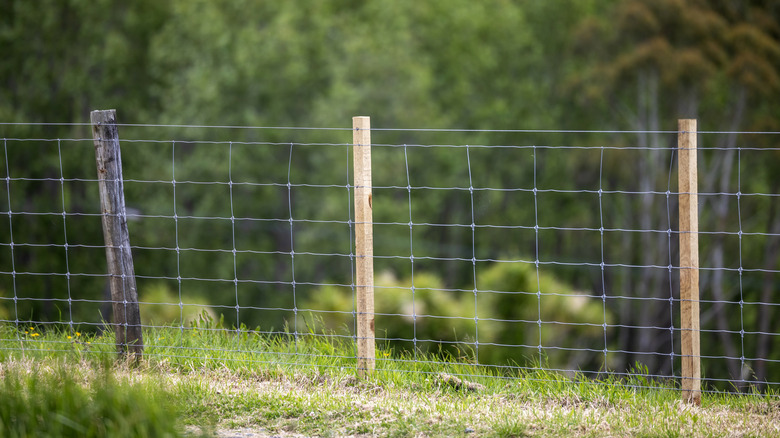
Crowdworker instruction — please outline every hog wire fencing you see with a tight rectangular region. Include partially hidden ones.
[1,112,779,402]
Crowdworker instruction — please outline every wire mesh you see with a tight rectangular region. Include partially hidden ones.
[0,123,778,395]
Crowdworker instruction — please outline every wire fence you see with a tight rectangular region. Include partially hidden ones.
[1,116,779,399]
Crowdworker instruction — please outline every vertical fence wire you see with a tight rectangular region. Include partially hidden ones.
[403,144,418,361]
[737,146,746,386]
[2,139,20,342]
[532,145,543,364]
[287,142,298,345]
[172,140,184,334]
[346,142,356,352]
[229,141,241,337]
[597,146,608,371]
[56,139,74,334]
[465,145,479,363]
[665,146,677,379]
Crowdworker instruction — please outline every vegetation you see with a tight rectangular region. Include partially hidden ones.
[0,360,180,438]
[1,0,779,392]
[0,323,778,437]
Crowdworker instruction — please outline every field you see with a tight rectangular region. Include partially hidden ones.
[1,323,778,437]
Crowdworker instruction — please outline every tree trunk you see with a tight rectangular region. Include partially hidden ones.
[699,86,747,385]
[634,69,669,372]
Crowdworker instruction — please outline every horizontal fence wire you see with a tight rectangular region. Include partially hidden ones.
[1,123,779,397]
[3,120,780,135]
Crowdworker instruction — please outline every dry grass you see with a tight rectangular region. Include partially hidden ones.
[176,367,780,437]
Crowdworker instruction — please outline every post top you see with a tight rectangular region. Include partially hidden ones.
[353,116,371,130]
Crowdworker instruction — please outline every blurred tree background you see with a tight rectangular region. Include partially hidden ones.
[1,0,779,390]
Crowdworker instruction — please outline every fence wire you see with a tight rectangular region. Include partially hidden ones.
[1,123,778,396]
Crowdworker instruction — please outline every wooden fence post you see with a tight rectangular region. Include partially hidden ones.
[353,116,375,377]
[678,118,701,405]
[91,109,144,359]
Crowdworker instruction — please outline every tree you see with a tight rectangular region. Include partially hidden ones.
[569,0,780,385]
[0,0,170,325]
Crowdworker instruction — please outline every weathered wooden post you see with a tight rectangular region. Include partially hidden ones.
[91,109,143,359]
[678,118,700,405]
[353,116,375,377]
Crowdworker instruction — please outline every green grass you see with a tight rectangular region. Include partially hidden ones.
[1,321,779,437]
[0,358,181,438]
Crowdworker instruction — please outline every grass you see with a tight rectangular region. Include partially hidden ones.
[0,358,181,437]
[1,320,779,437]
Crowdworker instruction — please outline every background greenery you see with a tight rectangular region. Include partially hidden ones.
[1,0,779,391]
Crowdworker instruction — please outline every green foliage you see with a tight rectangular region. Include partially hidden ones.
[0,0,168,126]
[0,0,171,326]
[140,283,216,327]
[0,363,180,438]
[147,0,546,135]
[302,270,477,351]
[302,260,609,370]
[476,260,609,369]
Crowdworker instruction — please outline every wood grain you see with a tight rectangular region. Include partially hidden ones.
[92,109,144,359]
[678,118,700,405]
[353,116,375,377]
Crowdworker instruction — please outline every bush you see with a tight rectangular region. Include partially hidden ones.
[302,259,611,369]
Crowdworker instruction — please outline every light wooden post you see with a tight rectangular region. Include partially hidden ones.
[91,109,143,359]
[678,119,700,405]
[353,116,375,376]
